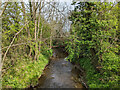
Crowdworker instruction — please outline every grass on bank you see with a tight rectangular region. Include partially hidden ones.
[2,54,49,88]
[78,58,119,88]
[78,58,104,88]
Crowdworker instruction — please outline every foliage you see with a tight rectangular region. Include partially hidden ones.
[2,2,53,88]
[66,1,120,88]
[41,44,53,58]
[2,54,48,88]
[78,57,119,88]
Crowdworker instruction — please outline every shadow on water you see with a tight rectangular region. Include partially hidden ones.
[35,48,84,88]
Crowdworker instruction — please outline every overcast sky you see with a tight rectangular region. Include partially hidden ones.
[2,0,73,3]
[2,0,118,2]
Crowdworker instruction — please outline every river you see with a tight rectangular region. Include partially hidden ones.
[35,48,84,88]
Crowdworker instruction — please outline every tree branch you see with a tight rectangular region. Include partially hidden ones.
[0,2,8,17]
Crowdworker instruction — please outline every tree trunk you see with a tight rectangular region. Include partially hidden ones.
[22,1,31,57]
[32,2,37,60]
[38,0,42,52]
[29,0,33,20]
[21,2,28,32]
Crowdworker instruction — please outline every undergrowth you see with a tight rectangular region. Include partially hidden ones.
[78,58,119,88]
[2,54,48,88]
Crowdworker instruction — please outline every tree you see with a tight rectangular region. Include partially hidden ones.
[66,1,120,88]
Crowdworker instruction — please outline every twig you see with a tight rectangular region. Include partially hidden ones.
[2,43,28,50]
[0,2,8,17]
[2,1,49,64]
[46,2,66,17]
[103,38,118,53]
[2,22,29,65]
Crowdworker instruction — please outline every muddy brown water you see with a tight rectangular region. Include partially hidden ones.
[35,48,84,88]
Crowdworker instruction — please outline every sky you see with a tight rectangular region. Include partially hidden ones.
[45,0,72,2]
[2,0,118,3]
[2,0,73,3]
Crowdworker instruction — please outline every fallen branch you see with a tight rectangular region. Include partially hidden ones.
[78,74,88,88]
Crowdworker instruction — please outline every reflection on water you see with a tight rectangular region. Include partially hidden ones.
[36,48,83,88]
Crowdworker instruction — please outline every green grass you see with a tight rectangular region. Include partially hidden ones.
[2,54,49,88]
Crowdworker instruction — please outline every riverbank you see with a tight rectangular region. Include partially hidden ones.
[2,54,49,88]
[74,57,115,88]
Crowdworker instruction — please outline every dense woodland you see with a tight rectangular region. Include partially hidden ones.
[0,0,120,88]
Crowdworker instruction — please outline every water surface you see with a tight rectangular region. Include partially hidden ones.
[36,48,83,88]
